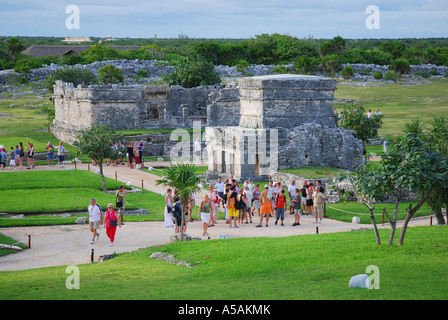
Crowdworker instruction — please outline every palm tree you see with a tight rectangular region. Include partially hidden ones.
[156,162,201,241]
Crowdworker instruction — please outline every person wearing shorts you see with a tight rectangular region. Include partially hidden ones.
[256,185,272,227]
[274,189,287,226]
[56,142,65,168]
[115,185,127,225]
[198,195,211,236]
[88,198,102,244]
[292,188,301,226]
[46,142,55,166]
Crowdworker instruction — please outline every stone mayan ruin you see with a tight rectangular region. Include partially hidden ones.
[206,75,363,179]
[51,74,363,179]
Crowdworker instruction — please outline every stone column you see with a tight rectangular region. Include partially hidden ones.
[159,102,166,126]
[181,104,189,128]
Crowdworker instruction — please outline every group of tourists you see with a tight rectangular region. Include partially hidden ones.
[163,176,328,236]
[96,140,144,170]
[0,141,67,171]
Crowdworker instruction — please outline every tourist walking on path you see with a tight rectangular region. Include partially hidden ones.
[46,142,55,166]
[164,189,174,227]
[8,147,16,171]
[88,198,102,244]
[26,142,35,168]
[198,194,211,236]
[104,204,119,246]
[292,188,301,226]
[18,142,24,168]
[256,185,272,227]
[55,142,66,168]
[115,185,127,226]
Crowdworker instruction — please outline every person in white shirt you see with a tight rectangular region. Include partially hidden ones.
[288,180,297,215]
[55,142,66,168]
[88,198,103,244]
[367,109,373,119]
[215,177,225,208]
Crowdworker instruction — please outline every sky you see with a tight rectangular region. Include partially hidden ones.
[0,0,447,39]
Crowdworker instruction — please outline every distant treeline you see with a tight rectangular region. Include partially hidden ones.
[1,34,448,77]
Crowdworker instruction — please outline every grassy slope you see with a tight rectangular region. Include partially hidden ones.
[0,226,446,300]
[334,79,448,136]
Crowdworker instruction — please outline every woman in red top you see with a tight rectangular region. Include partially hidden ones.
[104,203,119,246]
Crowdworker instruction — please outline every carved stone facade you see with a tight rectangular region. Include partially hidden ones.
[205,75,364,179]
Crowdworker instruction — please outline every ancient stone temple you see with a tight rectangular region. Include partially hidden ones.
[205,74,364,179]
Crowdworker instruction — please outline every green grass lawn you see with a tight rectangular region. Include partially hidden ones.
[0,171,166,224]
[278,166,347,179]
[334,78,448,136]
[325,201,433,224]
[0,225,446,300]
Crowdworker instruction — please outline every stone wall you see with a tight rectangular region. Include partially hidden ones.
[206,87,240,127]
[51,80,220,144]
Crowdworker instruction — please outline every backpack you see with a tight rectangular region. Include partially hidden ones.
[234,195,242,210]
[173,202,182,219]
[301,186,308,197]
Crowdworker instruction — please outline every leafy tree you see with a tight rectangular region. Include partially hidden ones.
[340,128,448,245]
[320,54,344,75]
[427,116,448,224]
[168,55,221,88]
[293,56,320,74]
[97,64,124,84]
[6,37,24,62]
[379,40,406,59]
[156,163,201,241]
[338,103,383,153]
[319,36,346,57]
[13,60,32,83]
[390,58,411,75]
[74,125,123,193]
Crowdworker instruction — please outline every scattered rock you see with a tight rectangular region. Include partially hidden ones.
[75,217,86,224]
[349,274,370,289]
